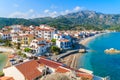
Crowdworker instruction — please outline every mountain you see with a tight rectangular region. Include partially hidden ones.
[1,10,120,31]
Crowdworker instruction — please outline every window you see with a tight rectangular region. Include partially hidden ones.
[48,35,50,37]
[17,39,21,41]
[60,42,63,46]
[24,41,28,44]
[24,37,28,40]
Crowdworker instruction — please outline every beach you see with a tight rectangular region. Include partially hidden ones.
[61,33,105,69]
[80,33,105,46]
[60,53,82,69]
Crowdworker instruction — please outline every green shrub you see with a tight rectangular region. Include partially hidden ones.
[51,39,56,43]
[24,48,31,52]
[0,71,4,77]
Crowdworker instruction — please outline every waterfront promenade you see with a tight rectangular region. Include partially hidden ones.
[51,49,79,61]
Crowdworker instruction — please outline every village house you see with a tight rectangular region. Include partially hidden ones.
[1,26,12,32]
[21,34,34,47]
[53,33,63,40]
[11,25,21,33]
[12,34,34,49]
[29,38,51,55]
[0,31,11,40]
[37,58,93,80]
[3,60,42,80]
[12,36,22,43]
[20,27,34,35]
[54,32,73,49]
[56,39,72,49]
[3,57,93,80]
[34,25,57,40]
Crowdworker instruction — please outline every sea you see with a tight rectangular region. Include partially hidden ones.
[78,32,120,80]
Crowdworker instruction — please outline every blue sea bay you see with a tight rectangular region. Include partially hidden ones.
[79,32,120,80]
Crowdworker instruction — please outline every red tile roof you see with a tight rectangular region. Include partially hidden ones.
[46,40,51,43]
[2,31,11,34]
[16,60,42,80]
[22,34,34,38]
[20,27,31,31]
[0,76,14,80]
[76,73,93,80]
[37,58,63,69]
[35,27,54,32]
[55,66,70,73]
[12,36,22,38]
[36,38,44,41]
[59,39,69,42]
[37,44,46,47]
[8,54,16,58]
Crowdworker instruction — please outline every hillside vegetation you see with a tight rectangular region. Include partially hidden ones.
[1,10,120,31]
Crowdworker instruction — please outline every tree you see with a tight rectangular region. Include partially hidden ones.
[50,46,60,55]
[16,43,21,49]
[0,39,4,43]
[18,51,22,55]
[24,48,31,52]
[4,40,12,47]
[22,54,27,58]
[51,39,56,43]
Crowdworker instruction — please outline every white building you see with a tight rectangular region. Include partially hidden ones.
[56,39,71,49]
[53,33,63,40]
[11,25,21,33]
[3,66,25,80]
[0,32,11,40]
[12,36,22,43]
[35,25,57,40]
[29,38,50,55]
[4,60,42,80]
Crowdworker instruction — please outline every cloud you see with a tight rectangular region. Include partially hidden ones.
[9,12,28,18]
[43,9,58,17]
[65,10,70,13]
[49,11,57,17]
[8,6,85,18]
[60,6,85,15]
[8,9,35,18]
[74,6,81,11]
[60,10,71,15]
[44,9,49,13]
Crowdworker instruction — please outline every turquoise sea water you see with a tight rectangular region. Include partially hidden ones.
[0,54,7,71]
[79,32,120,80]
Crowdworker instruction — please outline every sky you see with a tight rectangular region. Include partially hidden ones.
[0,0,120,18]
